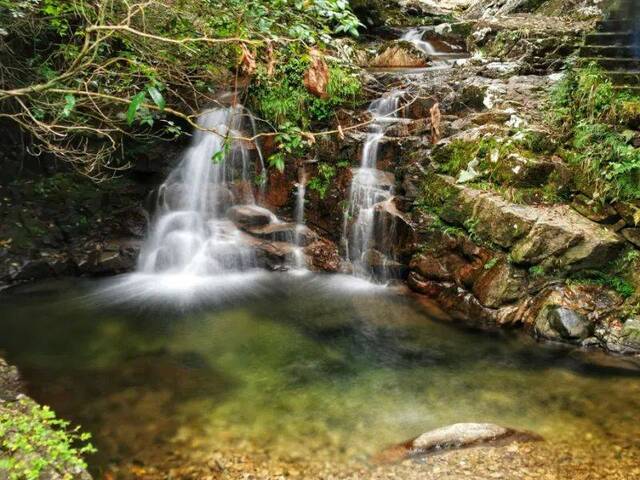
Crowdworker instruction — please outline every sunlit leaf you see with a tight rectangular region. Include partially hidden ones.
[127,92,146,126]
[147,86,166,110]
[61,94,75,117]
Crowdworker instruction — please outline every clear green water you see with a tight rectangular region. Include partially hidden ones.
[0,274,639,474]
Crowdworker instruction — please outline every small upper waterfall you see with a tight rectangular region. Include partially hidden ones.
[401,27,467,68]
[137,106,267,277]
[401,27,438,55]
[342,90,404,280]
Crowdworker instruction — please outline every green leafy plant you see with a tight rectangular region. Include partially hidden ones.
[0,0,361,177]
[484,257,498,270]
[529,265,546,278]
[308,163,336,199]
[550,63,640,201]
[0,398,96,480]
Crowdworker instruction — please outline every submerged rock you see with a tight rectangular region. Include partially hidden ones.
[374,422,542,464]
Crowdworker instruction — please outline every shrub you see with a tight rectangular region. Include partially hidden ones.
[0,398,96,480]
[550,63,640,201]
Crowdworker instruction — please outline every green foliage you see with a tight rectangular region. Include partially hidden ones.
[463,217,482,244]
[550,63,640,201]
[267,123,311,172]
[308,163,336,199]
[0,398,96,480]
[529,265,545,278]
[252,45,361,171]
[570,273,635,299]
[252,48,361,128]
[484,257,498,270]
[0,0,361,175]
[568,248,639,299]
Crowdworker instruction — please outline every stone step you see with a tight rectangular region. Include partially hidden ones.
[583,57,640,71]
[605,71,640,85]
[579,45,637,59]
[584,32,633,46]
[613,85,640,95]
[597,19,634,33]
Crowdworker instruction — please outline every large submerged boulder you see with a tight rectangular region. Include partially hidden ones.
[374,422,542,464]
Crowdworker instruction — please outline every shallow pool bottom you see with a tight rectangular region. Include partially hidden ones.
[0,273,639,478]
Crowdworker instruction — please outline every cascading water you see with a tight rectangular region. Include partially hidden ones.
[342,90,404,280]
[138,106,264,276]
[292,167,308,271]
[100,105,275,302]
[401,27,467,69]
[401,27,439,56]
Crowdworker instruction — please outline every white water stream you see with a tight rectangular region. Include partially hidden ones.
[342,90,404,279]
[137,106,264,276]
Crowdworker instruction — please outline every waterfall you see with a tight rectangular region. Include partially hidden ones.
[342,90,404,280]
[292,166,308,271]
[137,105,266,277]
[401,27,467,68]
[401,27,438,55]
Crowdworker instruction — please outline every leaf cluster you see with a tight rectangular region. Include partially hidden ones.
[0,398,96,480]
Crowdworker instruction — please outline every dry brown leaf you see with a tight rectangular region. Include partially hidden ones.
[266,41,275,77]
[239,43,256,76]
[303,48,329,99]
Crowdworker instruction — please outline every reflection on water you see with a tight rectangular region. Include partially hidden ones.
[0,274,639,476]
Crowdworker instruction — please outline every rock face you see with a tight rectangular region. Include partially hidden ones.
[369,42,430,68]
[227,205,275,228]
[0,358,21,402]
[538,306,593,341]
[374,422,542,464]
[426,174,625,272]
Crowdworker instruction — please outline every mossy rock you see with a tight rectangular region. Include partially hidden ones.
[617,99,640,129]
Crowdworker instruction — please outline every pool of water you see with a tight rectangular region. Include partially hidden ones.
[1,273,639,477]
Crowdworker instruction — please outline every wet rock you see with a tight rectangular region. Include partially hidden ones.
[407,272,497,325]
[86,240,140,275]
[429,176,624,269]
[620,318,640,350]
[369,41,430,68]
[227,205,275,229]
[571,194,620,224]
[12,259,57,282]
[548,307,593,341]
[305,238,341,272]
[363,249,408,279]
[253,241,298,270]
[613,201,640,227]
[410,253,455,281]
[0,358,22,401]
[244,223,318,247]
[621,228,640,248]
[374,422,542,464]
[263,170,294,209]
[529,286,617,344]
[372,199,417,261]
[472,260,527,308]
